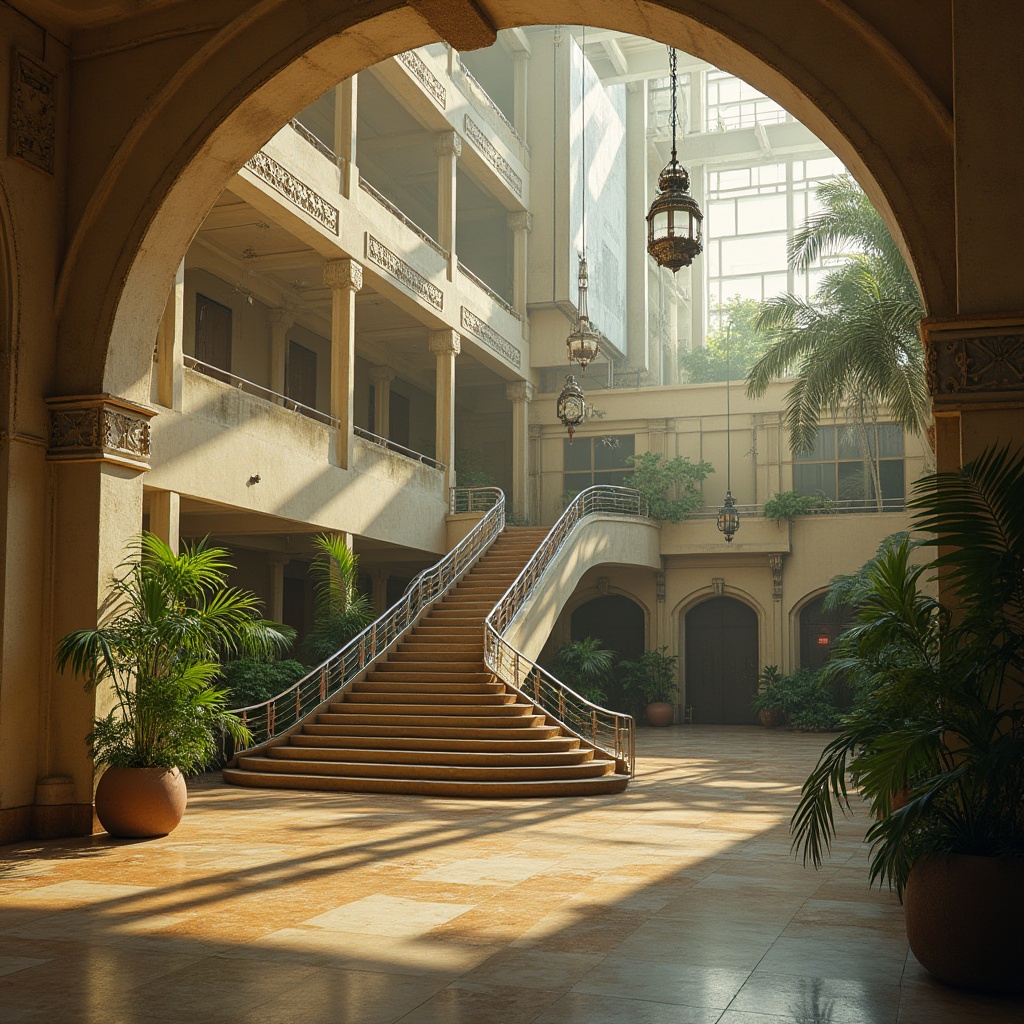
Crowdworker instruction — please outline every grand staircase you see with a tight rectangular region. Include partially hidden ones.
[223,528,631,797]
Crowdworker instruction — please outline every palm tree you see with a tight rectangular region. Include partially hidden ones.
[745,176,929,465]
[550,636,616,704]
[56,533,294,770]
[298,533,373,666]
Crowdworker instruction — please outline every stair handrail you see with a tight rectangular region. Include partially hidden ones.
[226,487,505,755]
[484,485,649,775]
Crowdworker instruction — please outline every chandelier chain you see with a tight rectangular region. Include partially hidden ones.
[669,45,678,162]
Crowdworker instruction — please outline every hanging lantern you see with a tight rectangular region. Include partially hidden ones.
[647,47,703,273]
[717,490,740,543]
[556,373,587,442]
[566,253,600,372]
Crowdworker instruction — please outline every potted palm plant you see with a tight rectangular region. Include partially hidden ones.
[56,533,293,838]
[790,445,1024,993]
[619,646,679,726]
[549,636,616,704]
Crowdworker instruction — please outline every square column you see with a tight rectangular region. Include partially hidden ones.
[435,131,461,280]
[505,380,534,520]
[323,259,363,469]
[429,329,460,491]
[625,85,650,373]
[155,259,184,410]
[334,77,358,198]
[368,365,396,438]
[268,308,293,400]
[148,490,180,555]
[507,211,532,318]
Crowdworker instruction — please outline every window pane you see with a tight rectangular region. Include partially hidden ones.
[721,233,787,275]
[736,193,787,234]
[877,423,904,457]
[837,425,872,460]
[878,460,905,502]
[563,472,590,496]
[794,426,834,461]
[838,460,871,503]
[594,435,633,471]
[794,463,835,500]
[709,201,736,236]
[564,439,592,472]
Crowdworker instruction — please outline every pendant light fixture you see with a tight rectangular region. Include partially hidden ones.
[557,373,587,443]
[717,321,741,542]
[647,47,704,272]
[566,25,600,373]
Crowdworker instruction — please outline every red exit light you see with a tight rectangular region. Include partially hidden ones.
[817,634,830,646]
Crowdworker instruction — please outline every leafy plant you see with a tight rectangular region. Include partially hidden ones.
[790,445,1024,895]
[550,637,616,704]
[626,451,714,523]
[55,534,293,772]
[219,658,307,708]
[679,296,770,384]
[751,667,840,731]
[619,647,679,708]
[762,490,834,524]
[298,533,373,666]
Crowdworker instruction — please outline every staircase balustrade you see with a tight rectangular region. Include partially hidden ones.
[484,485,648,776]
[226,487,505,755]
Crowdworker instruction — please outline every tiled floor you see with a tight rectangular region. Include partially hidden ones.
[2,727,1021,1023]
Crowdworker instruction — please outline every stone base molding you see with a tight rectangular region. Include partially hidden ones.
[46,394,156,471]
[921,313,1024,408]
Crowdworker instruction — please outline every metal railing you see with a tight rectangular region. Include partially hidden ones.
[484,485,648,775]
[185,357,339,428]
[455,58,525,150]
[358,178,449,259]
[353,426,444,471]
[289,119,338,163]
[227,487,505,755]
[450,486,504,514]
[457,261,521,320]
[689,497,906,519]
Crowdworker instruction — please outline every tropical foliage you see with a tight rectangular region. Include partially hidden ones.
[762,490,834,524]
[626,451,714,523]
[790,445,1024,895]
[298,533,373,666]
[550,637,616,704]
[679,297,770,384]
[618,647,679,708]
[219,658,307,709]
[745,175,928,456]
[55,534,293,771]
[751,666,840,731]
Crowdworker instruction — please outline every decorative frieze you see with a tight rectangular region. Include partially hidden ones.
[923,324,1024,400]
[244,150,339,234]
[398,50,446,109]
[46,395,155,471]
[460,307,521,368]
[655,571,666,603]
[365,234,443,310]
[768,554,783,600]
[9,51,56,173]
[463,115,523,197]
[505,381,534,404]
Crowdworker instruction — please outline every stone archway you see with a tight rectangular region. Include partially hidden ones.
[684,596,759,724]
[53,1,956,406]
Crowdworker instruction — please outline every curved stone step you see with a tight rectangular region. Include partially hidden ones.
[316,709,541,727]
[342,691,516,706]
[290,733,580,753]
[352,680,505,695]
[270,745,593,766]
[302,722,560,740]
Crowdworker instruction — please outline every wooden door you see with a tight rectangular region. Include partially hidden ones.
[286,341,317,410]
[194,294,232,376]
[684,597,759,724]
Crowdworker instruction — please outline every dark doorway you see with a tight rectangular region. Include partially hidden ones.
[684,597,759,724]
[570,595,645,663]
[287,341,317,410]
[195,294,232,376]
[800,594,856,707]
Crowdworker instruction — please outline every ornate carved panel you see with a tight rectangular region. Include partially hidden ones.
[463,116,523,197]
[460,307,521,368]
[768,554,783,600]
[46,396,154,471]
[366,235,443,310]
[9,51,56,173]
[244,151,339,234]
[398,50,446,109]
[924,331,1024,399]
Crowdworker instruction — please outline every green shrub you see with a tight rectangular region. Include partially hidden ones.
[549,637,616,704]
[618,647,679,711]
[220,658,307,709]
[762,490,834,524]
[626,451,714,522]
[751,666,840,731]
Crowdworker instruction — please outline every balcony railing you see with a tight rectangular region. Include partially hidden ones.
[354,426,444,471]
[688,497,906,519]
[484,485,646,775]
[457,261,520,320]
[185,356,339,427]
[288,119,338,163]
[358,177,449,258]
[455,58,525,150]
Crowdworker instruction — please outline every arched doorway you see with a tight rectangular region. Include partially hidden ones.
[800,593,856,707]
[685,597,759,724]
[570,595,645,663]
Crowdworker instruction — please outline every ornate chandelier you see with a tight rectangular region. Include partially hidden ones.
[556,374,587,443]
[647,47,704,272]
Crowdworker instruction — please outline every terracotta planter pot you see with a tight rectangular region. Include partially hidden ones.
[645,701,674,727]
[904,853,1024,994]
[94,767,188,839]
[758,709,784,728]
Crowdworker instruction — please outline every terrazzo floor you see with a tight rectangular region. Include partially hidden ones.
[2,726,1022,1023]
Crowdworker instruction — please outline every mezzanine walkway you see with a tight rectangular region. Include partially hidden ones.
[2,728,1021,1024]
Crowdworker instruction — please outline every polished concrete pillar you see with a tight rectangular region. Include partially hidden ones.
[268,308,293,399]
[626,84,649,373]
[323,259,362,469]
[429,329,460,491]
[155,260,184,410]
[334,77,358,198]
[435,130,461,279]
[368,365,396,438]
[148,490,180,555]
[507,211,532,318]
[505,380,534,520]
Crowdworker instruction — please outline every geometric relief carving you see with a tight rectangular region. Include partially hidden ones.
[244,150,340,234]
[46,396,154,471]
[398,51,446,109]
[365,234,443,310]
[768,554,783,601]
[463,115,523,197]
[9,51,56,173]
[460,306,521,369]
[925,333,1024,398]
